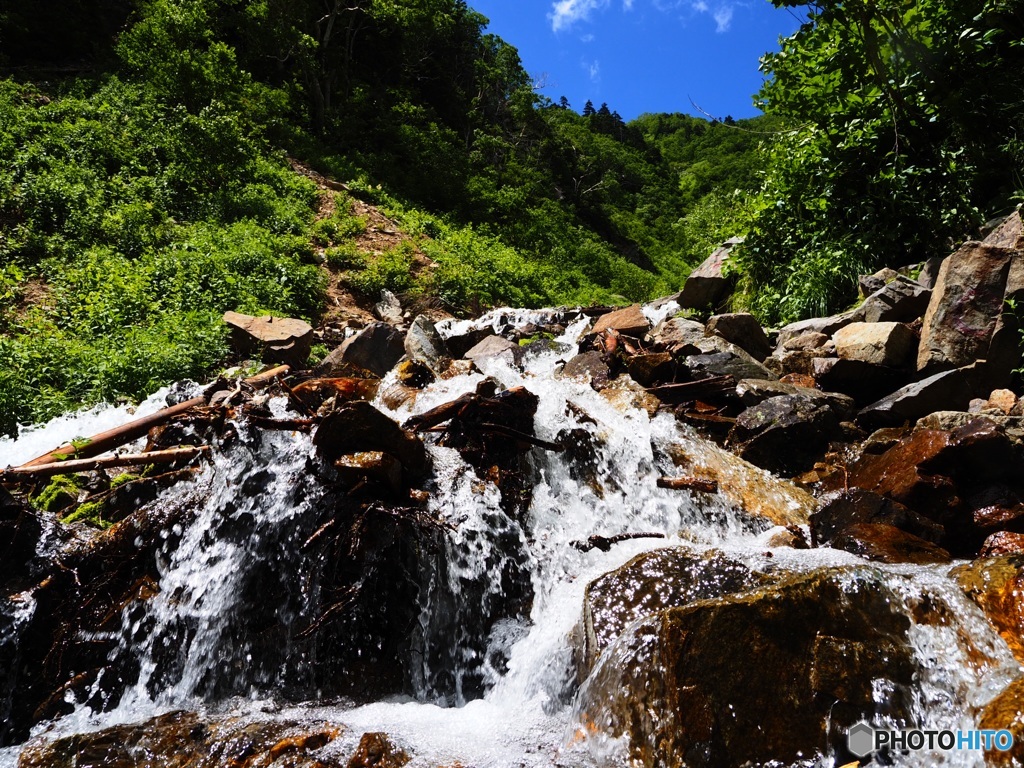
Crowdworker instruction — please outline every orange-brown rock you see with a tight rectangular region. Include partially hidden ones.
[829,522,951,565]
[591,304,650,336]
[980,531,1024,557]
[952,555,1024,663]
[979,677,1024,766]
[293,378,380,410]
[346,732,410,768]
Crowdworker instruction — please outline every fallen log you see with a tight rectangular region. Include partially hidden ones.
[572,532,666,553]
[3,447,209,481]
[657,476,719,494]
[17,365,288,468]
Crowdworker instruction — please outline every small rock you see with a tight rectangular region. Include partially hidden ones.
[600,376,661,416]
[705,313,771,361]
[464,335,522,365]
[559,351,611,390]
[779,373,818,388]
[223,311,314,368]
[858,267,899,299]
[833,322,917,368]
[776,315,854,350]
[591,304,650,336]
[648,316,707,353]
[983,209,1024,250]
[917,255,945,290]
[625,352,674,387]
[988,388,1019,415]
[375,289,403,325]
[685,336,776,381]
[347,732,410,768]
[829,522,951,564]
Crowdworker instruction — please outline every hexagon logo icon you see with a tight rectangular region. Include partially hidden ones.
[847,721,875,758]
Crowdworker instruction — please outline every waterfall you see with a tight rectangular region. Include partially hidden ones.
[2,309,1021,768]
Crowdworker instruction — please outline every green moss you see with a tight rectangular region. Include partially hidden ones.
[32,474,82,512]
[109,472,139,488]
[60,500,111,528]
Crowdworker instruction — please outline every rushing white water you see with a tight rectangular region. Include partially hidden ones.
[2,308,1022,768]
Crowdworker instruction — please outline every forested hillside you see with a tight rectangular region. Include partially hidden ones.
[1,0,1022,435]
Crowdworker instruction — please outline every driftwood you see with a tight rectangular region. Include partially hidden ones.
[17,365,288,468]
[646,375,735,404]
[572,532,666,553]
[2,447,208,481]
[657,476,720,493]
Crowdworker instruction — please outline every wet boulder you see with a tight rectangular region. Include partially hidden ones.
[728,394,844,476]
[980,531,1024,557]
[316,323,404,378]
[705,312,771,361]
[578,548,768,675]
[811,489,944,546]
[223,311,314,368]
[625,352,674,387]
[979,678,1024,767]
[833,322,917,368]
[558,351,611,390]
[18,710,348,768]
[464,335,522,366]
[953,555,1024,664]
[314,402,429,478]
[735,378,854,418]
[829,522,951,565]
[575,567,916,768]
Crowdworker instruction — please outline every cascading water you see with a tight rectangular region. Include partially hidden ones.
[1,308,1021,768]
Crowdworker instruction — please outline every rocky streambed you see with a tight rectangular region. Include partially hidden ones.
[3,214,1024,767]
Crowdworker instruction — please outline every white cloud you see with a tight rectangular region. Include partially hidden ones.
[691,0,708,11]
[623,0,635,9]
[713,5,733,31]
[581,33,596,42]
[549,0,609,32]
[587,59,601,82]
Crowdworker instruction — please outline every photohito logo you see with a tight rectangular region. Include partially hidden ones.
[847,720,1015,757]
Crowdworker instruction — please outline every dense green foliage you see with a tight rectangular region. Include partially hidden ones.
[0,0,766,436]
[739,0,1024,323]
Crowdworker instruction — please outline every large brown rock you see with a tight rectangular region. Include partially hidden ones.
[575,568,916,768]
[18,711,346,768]
[917,241,1017,373]
[953,555,1024,664]
[829,522,951,564]
[678,239,740,310]
[810,489,944,546]
[705,313,771,361]
[647,317,705,353]
[591,304,650,336]
[847,275,931,324]
[984,209,1024,250]
[578,548,767,674]
[558,351,611,390]
[979,678,1024,766]
[224,311,314,368]
[833,322,917,368]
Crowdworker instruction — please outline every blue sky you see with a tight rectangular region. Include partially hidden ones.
[468,1,808,121]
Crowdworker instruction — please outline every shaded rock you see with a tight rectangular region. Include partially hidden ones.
[591,304,650,336]
[857,368,974,431]
[559,351,611,390]
[979,678,1024,766]
[404,315,449,374]
[317,323,404,378]
[678,238,739,310]
[684,337,775,381]
[812,358,908,407]
[224,311,314,368]
[829,522,951,564]
[334,452,405,495]
[833,322,917,368]
[625,352,674,387]
[983,209,1024,250]
[810,489,944,546]
[765,349,820,378]
[859,267,899,299]
[395,359,434,389]
[917,254,945,290]
[575,568,915,768]
[735,378,854,417]
[729,394,844,476]
[648,316,706,354]
[848,275,931,324]
[781,331,829,352]
[953,555,1024,664]
[705,313,771,361]
[18,711,345,768]
[444,327,493,359]
[980,531,1024,557]
[314,402,429,477]
[917,241,1015,373]
[464,335,522,366]
[375,289,403,325]
[579,548,767,675]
